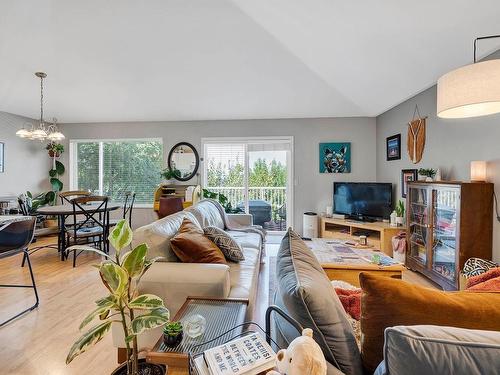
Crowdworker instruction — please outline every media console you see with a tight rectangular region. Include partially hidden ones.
[319,216,402,257]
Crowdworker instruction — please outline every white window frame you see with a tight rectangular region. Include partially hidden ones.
[69,137,163,208]
[201,136,294,229]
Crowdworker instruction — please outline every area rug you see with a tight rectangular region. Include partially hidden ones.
[268,256,277,306]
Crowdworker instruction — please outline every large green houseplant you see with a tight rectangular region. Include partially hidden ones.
[66,220,170,375]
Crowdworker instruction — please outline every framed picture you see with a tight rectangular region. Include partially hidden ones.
[386,134,401,161]
[319,142,351,173]
[0,142,4,173]
[401,169,418,198]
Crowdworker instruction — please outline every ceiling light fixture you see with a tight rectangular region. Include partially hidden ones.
[437,34,500,119]
[16,72,65,141]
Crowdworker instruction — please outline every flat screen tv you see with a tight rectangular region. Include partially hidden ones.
[333,182,392,220]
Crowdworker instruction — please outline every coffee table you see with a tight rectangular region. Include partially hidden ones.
[306,238,404,287]
[147,297,248,374]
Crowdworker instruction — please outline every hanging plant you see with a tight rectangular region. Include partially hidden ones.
[48,160,65,205]
[46,142,65,158]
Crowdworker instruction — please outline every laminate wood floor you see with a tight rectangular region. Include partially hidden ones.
[0,235,436,375]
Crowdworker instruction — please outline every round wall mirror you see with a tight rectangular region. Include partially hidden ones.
[167,142,199,181]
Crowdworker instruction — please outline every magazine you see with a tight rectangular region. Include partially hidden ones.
[196,332,276,375]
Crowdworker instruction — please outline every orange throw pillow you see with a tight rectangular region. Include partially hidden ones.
[170,218,226,264]
[359,273,500,373]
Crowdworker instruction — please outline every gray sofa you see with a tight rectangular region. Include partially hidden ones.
[272,229,500,375]
[112,199,265,350]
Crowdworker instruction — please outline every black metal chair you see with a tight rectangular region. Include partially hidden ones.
[17,197,59,266]
[65,196,109,267]
[108,191,136,228]
[0,217,39,327]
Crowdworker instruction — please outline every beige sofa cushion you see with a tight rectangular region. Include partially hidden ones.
[227,231,262,251]
[186,200,225,229]
[133,211,200,262]
[228,247,260,299]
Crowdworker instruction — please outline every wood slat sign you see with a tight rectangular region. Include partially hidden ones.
[407,117,426,164]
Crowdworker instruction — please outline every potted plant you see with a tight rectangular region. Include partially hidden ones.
[163,321,183,347]
[66,220,169,375]
[202,189,243,214]
[418,168,436,182]
[160,168,177,184]
[46,142,64,158]
[395,200,405,226]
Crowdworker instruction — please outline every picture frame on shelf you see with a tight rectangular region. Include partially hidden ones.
[386,134,401,161]
[401,169,418,198]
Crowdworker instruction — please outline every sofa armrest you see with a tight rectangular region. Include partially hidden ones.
[112,262,231,350]
[226,213,253,227]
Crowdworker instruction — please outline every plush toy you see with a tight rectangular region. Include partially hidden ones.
[267,328,327,375]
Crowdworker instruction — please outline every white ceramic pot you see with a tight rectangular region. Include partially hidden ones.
[425,177,433,182]
[396,216,404,226]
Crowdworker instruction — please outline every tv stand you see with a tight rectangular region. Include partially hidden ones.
[319,216,402,257]
[346,215,377,223]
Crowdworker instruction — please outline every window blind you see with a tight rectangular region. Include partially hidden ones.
[72,139,163,204]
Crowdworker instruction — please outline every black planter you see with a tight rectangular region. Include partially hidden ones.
[163,331,183,347]
[111,358,165,375]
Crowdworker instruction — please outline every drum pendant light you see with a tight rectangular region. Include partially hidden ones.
[437,35,500,119]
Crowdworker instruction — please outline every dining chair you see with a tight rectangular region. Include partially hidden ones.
[17,197,59,265]
[109,191,136,228]
[0,217,39,327]
[65,196,109,267]
[59,190,91,204]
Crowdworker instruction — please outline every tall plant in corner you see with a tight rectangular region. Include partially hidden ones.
[66,220,169,375]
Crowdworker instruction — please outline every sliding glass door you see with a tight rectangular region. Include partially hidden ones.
[202,137,293,231]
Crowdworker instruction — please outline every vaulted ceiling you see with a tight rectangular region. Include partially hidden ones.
[1,0,499,123]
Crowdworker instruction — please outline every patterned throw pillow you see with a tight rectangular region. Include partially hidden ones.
[204,226,245,262]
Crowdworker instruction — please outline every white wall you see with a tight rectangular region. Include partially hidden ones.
[0,111,50,202]
[376,75,500,262]
[59,117,377,230]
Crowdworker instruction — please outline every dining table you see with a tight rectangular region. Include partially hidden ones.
[36,203,121,260]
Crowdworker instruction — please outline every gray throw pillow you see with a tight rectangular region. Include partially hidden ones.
[204,226,245,262]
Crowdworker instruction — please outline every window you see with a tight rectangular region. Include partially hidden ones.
[70,139,163,205]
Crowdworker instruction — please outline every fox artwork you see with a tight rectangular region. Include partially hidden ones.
[319,142,351,173]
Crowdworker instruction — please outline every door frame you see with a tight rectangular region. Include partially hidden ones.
[201,136,294,229]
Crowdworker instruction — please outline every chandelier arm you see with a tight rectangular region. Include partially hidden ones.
[473,34,500,63]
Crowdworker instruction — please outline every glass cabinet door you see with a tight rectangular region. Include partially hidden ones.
[431,188,459,282]
[408,186,431,265]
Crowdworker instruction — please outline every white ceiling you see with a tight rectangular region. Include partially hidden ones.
[1,0,499,123]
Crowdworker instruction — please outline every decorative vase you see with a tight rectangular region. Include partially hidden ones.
[111,358,165,375]
[163,332,183,347]
[425,177,433,182]
[44,218,58,228]
[164,179,175,185]
[435,168,442,181]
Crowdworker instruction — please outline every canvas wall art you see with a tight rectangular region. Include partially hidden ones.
[319,142,351,173]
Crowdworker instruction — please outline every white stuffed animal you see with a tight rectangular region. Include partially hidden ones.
[267,328,327,375]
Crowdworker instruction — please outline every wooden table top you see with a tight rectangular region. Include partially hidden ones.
[306,238,404,270]
[37,203,121,215]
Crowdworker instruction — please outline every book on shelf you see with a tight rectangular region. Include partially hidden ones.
[194,332,276,375]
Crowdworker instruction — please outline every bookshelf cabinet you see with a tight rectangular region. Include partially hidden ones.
[405,181,493,290]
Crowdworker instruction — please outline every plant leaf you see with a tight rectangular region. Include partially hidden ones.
[122,243,148,278]
[130,308,169,335]
[49,169,57,177]
[128,294,164,310]
[55,160,65,175]
[66,321,112,364]
[66,245,115,261]
[79,297,116,330]
[99,261,128,297]
[108,219,133,253]
[50,178,63,192]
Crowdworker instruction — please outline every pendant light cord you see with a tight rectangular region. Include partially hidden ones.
[473,34,500,63]
[40,75,44,124]
[494,191,500,222]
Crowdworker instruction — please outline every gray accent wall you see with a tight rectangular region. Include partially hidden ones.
[59,117,376,230]
[376,86,500,262]
[0,111,49,202]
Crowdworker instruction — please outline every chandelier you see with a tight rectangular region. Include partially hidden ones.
[16,72,65,141]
